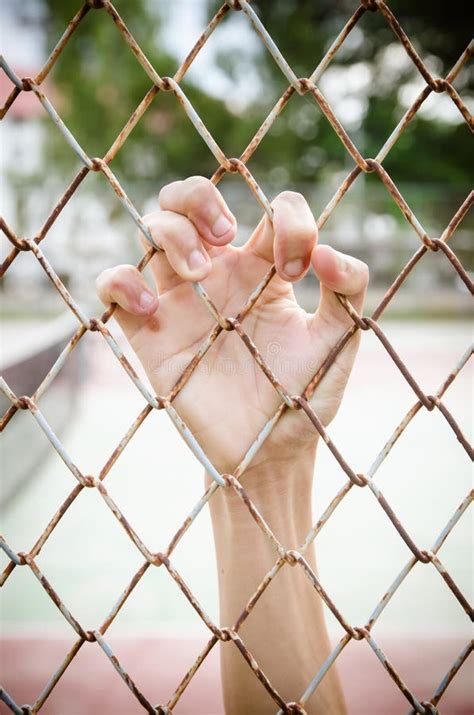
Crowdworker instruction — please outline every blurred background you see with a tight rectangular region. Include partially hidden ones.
[1,0,472,713]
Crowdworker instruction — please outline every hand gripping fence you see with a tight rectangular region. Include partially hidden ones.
[0,1,473,713]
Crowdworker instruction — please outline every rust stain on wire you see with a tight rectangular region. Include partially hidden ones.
[0,0,472,713]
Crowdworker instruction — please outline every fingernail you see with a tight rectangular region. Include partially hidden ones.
[188,249,208,271]
[139,291,156,311]
[212,214,232,238]
[283,258,304,278]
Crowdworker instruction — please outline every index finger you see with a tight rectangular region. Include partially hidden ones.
[159,176,237,246]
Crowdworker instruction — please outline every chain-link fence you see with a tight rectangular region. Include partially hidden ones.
[1,1,473,713]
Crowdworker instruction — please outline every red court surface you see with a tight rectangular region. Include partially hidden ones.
[1,636,472,714]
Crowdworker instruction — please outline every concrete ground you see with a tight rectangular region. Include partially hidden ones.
[1,319,472,713]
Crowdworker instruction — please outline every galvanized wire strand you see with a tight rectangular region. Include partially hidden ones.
[1,1,472,713]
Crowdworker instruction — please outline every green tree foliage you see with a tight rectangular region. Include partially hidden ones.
[14,1,474,202]
[34,0,271,185]
[238,0,473,187]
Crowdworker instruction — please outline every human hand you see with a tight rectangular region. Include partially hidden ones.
[96,177,368,480]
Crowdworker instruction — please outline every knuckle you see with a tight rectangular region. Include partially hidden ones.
[108,264,138,290]
[356,258,370,283]
[344,256,369,290]
[276,190,306,205]
[184,175,212,191]
[158,180,181,206]
[96,264,141,304]
[183,176,216,209]
[96,265,115,284]
[141,211,157,227]
[139,212,159,245]
[108,276,124,294]
[121,264,140,280]
[94,272,105,293]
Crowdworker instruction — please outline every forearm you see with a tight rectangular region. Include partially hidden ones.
[208,448,347,714]
[95,173,366,711]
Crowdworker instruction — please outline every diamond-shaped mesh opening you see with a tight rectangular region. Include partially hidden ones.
[315,484,409,626]
[1,1,472,713]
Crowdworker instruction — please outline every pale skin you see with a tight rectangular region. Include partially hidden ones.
[96,177,368,714]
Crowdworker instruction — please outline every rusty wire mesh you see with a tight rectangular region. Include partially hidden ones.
[0,0,473,713]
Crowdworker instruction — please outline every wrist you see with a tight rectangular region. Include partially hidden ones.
[207,445,317,547]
